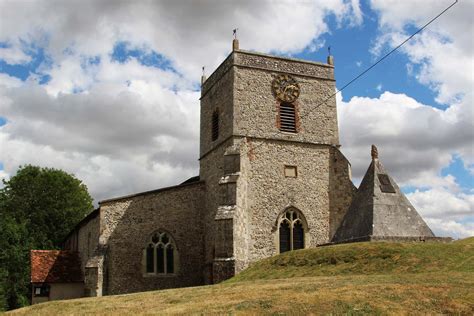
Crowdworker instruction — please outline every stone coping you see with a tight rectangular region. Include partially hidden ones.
[201,50,333,96]
[99,180,205,205]
[237,50,333,69]
[322,235,453,246]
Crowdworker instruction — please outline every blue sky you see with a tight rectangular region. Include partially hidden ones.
[0,0,472,237]
[296,3,440,108]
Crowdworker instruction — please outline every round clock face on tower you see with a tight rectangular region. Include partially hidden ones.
[272,74,300,103]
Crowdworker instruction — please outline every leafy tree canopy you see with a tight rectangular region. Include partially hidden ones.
[0,165,93,310]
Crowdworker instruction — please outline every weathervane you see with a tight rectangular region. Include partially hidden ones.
[232,28,239,50]
[201,66,206,85]
[327,46,334,65]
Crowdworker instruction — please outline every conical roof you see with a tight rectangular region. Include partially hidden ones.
[332,145,435,243]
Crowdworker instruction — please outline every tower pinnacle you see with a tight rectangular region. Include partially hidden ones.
[371,144,378,160]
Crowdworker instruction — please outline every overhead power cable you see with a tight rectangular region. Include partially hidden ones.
[239,0,458,157]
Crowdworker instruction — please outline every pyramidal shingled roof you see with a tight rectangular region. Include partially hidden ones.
[332,145,435,243]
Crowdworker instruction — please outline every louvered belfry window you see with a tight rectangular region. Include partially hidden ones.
[211,110,219,141]
[279,102,297,133]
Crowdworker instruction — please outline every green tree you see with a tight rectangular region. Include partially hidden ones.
[0,165,93,310]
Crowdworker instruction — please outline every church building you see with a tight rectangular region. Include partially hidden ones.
[30,39,439,304]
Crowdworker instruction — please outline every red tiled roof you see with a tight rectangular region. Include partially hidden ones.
[31,250,83,283]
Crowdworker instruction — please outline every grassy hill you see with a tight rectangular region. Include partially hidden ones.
[10,238,474,315]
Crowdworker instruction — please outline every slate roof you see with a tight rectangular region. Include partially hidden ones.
[332,146,435,243]
[30,250,83,283]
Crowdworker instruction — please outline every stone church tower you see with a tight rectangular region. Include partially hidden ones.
[31,40,438,303]
[199,40,355,282]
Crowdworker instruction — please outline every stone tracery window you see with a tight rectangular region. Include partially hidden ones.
[144,231,178,275]
[278,209,306,253]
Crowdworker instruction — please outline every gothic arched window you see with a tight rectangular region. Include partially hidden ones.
[278,209,306,253]
[144,231,178,275]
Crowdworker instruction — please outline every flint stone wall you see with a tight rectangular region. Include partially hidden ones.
[97,182,206,295]
[329,149,357,239]
[77,215,100,275]
[242,140,333,261]
[63,210,100,295]
[233,57,338,146]
[200,137,234,283]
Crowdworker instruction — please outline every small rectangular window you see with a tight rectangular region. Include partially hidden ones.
[33,284,50,297]
[378,174,396,193]
[166,247,174,274]
[284,165,297,178]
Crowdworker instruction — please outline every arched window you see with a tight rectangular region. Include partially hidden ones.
[144,231,178,275]
[278,209,306,253]
[211,110,219,141]
[279,102,297,133]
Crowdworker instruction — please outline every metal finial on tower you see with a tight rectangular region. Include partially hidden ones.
[232,28,239,51]
[327,45,334,65]
[201,66,206,85]
[371,144,379,160]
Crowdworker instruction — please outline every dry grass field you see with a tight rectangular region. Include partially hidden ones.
[9,238,474,315]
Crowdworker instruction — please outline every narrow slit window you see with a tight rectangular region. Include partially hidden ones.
[166,245,174,274]
[293,221,304,250]
[211,110,219,141]
[279,102,297,133]
[156,245,165,273]
[146,244,154,273]
[279,221,291,253]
